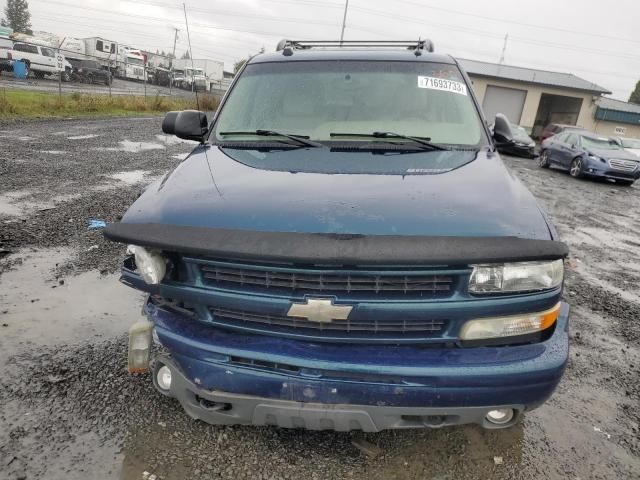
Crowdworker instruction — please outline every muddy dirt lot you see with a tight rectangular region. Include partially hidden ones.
[0,117,639,480]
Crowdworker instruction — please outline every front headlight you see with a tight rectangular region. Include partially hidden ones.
[469,260,563,294]
[127,245,166,284]
[460,302,560,340]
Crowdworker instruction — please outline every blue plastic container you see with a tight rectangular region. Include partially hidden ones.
[13,60,28,79]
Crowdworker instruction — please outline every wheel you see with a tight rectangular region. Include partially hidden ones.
[538,150,550,168]
[34,70,45,79]
[617,180,634,187]
[570,157,584,178]
[61,70,70,82]
[87,74,94,84]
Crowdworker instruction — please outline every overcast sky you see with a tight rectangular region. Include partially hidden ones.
[3,0,639,99]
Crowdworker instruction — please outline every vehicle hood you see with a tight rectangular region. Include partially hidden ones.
[121,146,552,239]
[623,147,640,158]
[588,148,640,161]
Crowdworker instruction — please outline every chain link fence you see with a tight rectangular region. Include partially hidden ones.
[0,36,230,101]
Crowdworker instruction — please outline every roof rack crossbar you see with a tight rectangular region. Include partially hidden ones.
[276,39,434,53]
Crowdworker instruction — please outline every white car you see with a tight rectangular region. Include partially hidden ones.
[612,136,640,158]
[5,42,72,81]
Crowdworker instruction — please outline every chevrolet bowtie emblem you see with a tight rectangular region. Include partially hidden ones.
[287,298,353,323]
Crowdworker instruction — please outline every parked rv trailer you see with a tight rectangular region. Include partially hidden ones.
[58,37,88,62]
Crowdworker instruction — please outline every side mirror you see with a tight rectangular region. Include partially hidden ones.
[492,113,514,146]
[162,110,208,143]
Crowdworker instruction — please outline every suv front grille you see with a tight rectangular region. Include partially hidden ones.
[609,158,638,172]
[210,306,447,335]
[196,262,454,296]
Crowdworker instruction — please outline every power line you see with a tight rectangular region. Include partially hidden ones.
[125,0,344,10]
[350,4,640,63]
[390,0,640,47]
[30,0,307,39]
[345,23,639,81]
[34,14,241,62]
[36,0,339,28]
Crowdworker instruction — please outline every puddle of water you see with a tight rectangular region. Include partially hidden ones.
[0,189,43,216]
[156,134,197,146]
[68,134,100,140]
[108,170,149,185]
[0,248,146,362]
[17,136,33,141]
[93,140,165,153]
[40,150,67,155]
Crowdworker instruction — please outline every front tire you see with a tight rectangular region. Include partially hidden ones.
[617,180,634,187]
[538,150,550,168]
[570,157,584,178]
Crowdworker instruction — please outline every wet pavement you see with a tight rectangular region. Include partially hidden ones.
[0,118,639,479]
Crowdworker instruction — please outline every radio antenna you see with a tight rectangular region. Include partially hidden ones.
[183,3,200,111]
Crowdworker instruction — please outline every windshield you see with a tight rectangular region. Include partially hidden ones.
[510,124,531,142]
[127,56,145,66]
[621,138,640,149]
[213,61,487,147]
[581,136,622,150]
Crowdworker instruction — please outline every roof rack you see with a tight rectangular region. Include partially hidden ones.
[275,39,434,55]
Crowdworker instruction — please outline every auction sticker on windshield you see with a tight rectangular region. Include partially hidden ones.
[418,76,468,95]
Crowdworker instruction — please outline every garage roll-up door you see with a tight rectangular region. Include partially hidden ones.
[482,85,527,124]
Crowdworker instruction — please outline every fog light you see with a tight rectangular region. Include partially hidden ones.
[486,408,514,425]
[156,365,172,391]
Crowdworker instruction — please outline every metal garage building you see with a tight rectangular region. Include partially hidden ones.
[457,59,633,138]
[592,97,640,138]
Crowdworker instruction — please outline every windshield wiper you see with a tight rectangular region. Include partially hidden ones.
[218,130,324,148]
[329,131,449,151]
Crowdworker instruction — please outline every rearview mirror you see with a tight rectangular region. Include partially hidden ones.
[492,113,514,146]
[162,110,208,143]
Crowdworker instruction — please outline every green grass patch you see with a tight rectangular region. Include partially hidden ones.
[0,89,219,119]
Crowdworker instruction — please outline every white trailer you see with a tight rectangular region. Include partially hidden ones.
[172,58,223,91]
[58,37,88,62]
[84,37,117,62]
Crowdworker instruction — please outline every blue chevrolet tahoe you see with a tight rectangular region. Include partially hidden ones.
[105,39,570,432]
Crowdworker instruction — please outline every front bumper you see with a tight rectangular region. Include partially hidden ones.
[156,355,525,431]
[499,144,536,158]
[582,158,640,181]
[145,301,570,431]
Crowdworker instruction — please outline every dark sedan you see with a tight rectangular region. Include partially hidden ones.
[70,59,112,85]
[491,121,536,158]
[539,130,640,186]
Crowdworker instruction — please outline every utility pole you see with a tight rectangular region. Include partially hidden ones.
[340,0,349,44]
[499,34,508,64]
[170,27,179,95]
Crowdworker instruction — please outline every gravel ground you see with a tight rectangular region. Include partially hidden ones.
[0,117,639,480]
